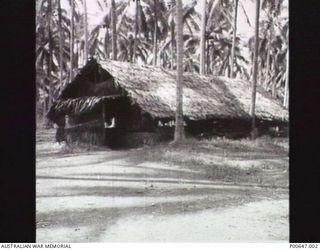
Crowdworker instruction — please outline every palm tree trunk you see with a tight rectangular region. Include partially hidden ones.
[230,0,238,78]
[75,40,79,69]
[199,0,206,75]
[169,0,175,69]
[47,0,53,110]
[219,56,228,75]
[225,61,230,77]
[283,49,289,108]
[104,28,109,59]
[211,46,215,73]
[70,0,75,81]
[170,16,175,69]
[133,0,139,63]
[207,0,221,25]
[264,44,270,88]
[83,0,89,63]
[43,96,47,119]
[162,51,166,67]
[152,0,158,66]
[129,35,134,62]
[250,0,261,139]
[44,0,54,127]
[173,0,185,142]
[57,0,64,88]
[206,37,210,74]
[272,80,277,97]
[258,59,262,84]
[111,0,117,60]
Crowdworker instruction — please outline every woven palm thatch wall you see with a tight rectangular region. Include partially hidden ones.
[98,59,288,122]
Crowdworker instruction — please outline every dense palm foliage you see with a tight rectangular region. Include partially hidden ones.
[36,0,289,121]
[36,0,71,116]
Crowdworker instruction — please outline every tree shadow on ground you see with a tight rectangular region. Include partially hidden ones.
[38,184,265,198]
[37,185,281,242]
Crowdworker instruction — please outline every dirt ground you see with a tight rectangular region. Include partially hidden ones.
[36,129,289,242]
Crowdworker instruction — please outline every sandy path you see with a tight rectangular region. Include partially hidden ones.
[99,199,288,242]
[36,130,288,242]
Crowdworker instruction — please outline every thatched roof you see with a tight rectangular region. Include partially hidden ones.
[99,60,288,122]
[50,59,288,123]
[47,95,122,122]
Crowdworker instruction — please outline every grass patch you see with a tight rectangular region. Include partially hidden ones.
[144,136,289,187]
[58,141,110,154]
[198,136,288,154]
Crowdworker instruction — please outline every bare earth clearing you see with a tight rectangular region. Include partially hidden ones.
[36,129,289,242]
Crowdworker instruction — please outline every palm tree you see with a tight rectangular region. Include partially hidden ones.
[199,0,207,75]
[111,0,117,60]
[57,0,64,87]
[158,1,198,70]
[203,2,248,77]
[246,0,288,101]
[133,0,140,63]
[207,0,221,23]
[37,0,71,111]
[230,0,238,78]
[283,48,289,108]
[47,0,53,110]
[89,1,111,60]
[193,0,247,77]
[168,0,175,69]
[250,0,261,139]
[152,0,158,66]
[201,0,223,75]
[70,0,75,81]
[113,0,149,63]
[89,0,143,63]
[83,0,89,62]
[173,0,185,142]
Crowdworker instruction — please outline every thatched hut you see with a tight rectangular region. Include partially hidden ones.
[47,58,288,147]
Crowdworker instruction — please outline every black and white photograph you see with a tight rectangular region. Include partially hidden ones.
[35,0,289,242]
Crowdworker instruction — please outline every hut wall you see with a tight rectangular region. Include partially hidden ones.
[185,118,288,139]
[107,131,160,149]
[62,99,159,147]
[64,120,104,145]
[113,102,157,132]
[72,111,102,124]
[185,118,251,139]
[62,115,288,147]
[103,104,161,148]
[256,120,289,137]
[155,126,175,141]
